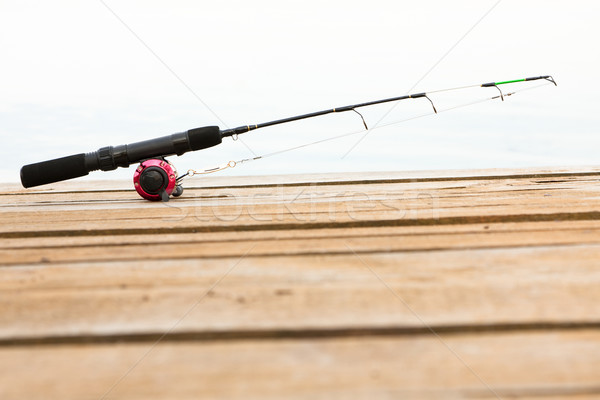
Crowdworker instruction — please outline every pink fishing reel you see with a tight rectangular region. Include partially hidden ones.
[133,158,183,201]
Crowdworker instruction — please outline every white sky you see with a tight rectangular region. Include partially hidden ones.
[1,0,599,183]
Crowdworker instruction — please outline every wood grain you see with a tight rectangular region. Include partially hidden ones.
[1,331,599,399]
[1,167,599,399]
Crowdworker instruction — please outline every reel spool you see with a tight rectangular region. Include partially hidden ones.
[133,158,183,201]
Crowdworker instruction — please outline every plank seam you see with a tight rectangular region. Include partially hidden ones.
[3,225,597,251]
[2,321,600,347]
[2,211,600,239]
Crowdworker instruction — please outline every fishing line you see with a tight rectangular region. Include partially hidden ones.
[182,81,554,178]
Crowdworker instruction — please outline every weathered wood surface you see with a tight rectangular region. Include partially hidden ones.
[1,167,599,399]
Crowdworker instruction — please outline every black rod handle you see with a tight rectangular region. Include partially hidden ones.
[20,126,222,188]
[20,153,90,188]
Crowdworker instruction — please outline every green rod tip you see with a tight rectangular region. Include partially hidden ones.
[496,79,526,85]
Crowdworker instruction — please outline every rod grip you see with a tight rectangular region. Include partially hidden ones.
[187,126,222,150]
[20,153,89,188]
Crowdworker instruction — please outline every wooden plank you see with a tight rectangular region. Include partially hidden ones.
[1,244,599,341]
[1,330,599,399]
[2,222,600,266]
[1,220,598,249]
[3,170,599,210]
[4,172,599,205]
[1,177,599,235]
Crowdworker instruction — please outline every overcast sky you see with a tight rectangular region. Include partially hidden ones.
[1,0,599,184]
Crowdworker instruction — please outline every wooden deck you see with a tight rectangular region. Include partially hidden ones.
[1,167,600,399]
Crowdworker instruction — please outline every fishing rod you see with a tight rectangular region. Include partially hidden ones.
[220,75,556,138]
[20,75,556,201]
